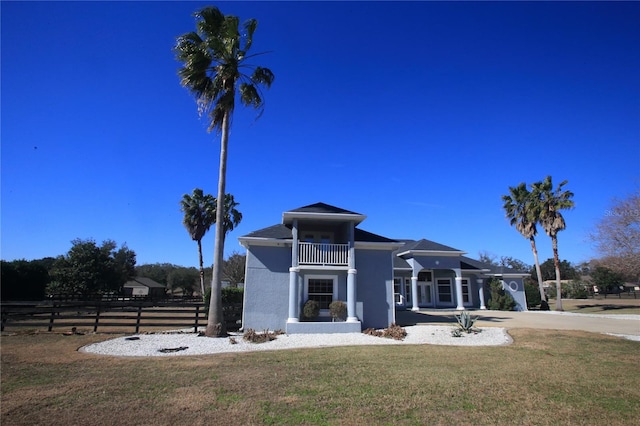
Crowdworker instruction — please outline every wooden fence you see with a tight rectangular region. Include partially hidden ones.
[0,300,242,334]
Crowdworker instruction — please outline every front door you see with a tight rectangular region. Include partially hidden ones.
[417,282,433,307]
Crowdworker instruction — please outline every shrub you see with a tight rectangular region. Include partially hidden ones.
[329,300,347,321]
[487,278,516,311]
[563,281,589,299]
[302,299,320,320]
[204,286,244,311]
[242,328,284,343]
[363,323,407,340]
[524,280,542,309]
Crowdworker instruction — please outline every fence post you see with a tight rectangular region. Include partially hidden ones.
[48,303,56,332]
[194,305,200,333]
[94,306,101,333]
[135,305,142,334]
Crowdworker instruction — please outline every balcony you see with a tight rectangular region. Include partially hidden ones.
[298,242,349,266]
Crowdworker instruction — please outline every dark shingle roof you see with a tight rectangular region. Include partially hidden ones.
[241,224,396,244]
[396,238,462,253]
[242,224,292,240]
[127,277,165,288]
[287,202,362,215]
[354,229,397,243]
[460,256,528,275]
[394,256,412,269]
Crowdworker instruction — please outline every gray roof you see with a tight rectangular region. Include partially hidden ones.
[125,277,165,288]
[241,223,396,243]
[395,239,463,254]
[287,202,362,215]
[460,256,529,275]
[242,224,292,240]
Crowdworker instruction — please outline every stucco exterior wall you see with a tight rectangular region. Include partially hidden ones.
[355,249,394,329]
[500,278,527,311]
[242,245,291,331]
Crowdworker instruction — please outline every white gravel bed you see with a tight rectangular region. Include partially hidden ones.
[79,325,512,357]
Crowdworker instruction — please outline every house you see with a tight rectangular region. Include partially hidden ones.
[123,277,166,299]
[239,202,528,334]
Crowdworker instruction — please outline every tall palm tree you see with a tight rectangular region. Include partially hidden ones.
[502,183,548,309]
[175,6,274,336]
[180,188,216,298]
[218,193,243,237]
[532,176,575,311]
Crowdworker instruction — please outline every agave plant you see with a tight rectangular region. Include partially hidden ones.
[454,311,479,334]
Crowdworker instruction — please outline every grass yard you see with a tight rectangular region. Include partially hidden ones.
[551,297,640,315]
[1,329,639,425]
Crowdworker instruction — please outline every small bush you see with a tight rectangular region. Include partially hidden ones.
[204,286,244,309]
[329,300,347,321]
[363,323,407,340]
[242,328,284,344]
[488,278,516,311]
[563,281,589,299]
[302,299,320,320]
[524,280,542,309]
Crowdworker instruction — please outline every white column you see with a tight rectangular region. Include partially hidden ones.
[411,276,419,311]
[287,267,299,322]
[454,270,464,310]
[346,222,358,322]
[477,278,486,310]
[347,269,358,322]
[288,219,300,323]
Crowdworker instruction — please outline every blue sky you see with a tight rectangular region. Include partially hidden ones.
[2,1,639,269]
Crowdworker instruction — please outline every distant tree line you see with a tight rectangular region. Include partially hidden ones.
[1,239,246,301]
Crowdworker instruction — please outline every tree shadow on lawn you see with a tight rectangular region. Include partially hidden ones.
[394,309,509,327]
[575,304,636,311]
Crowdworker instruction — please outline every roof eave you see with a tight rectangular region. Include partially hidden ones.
[282,211,367,225]
[396,250,467,257]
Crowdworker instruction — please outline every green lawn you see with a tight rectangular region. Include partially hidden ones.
[2,329,639,425]
[552,297,640,315]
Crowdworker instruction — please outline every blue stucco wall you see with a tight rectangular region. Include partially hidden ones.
[500,278,527,311]
[242,245,291,331]
[356,249,394,329]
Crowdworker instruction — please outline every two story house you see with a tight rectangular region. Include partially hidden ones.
[239,202,528,334]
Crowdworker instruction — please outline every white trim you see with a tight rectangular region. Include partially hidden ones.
[283,211,366,225]
[396,250,467,257]
[355,241,404,250]
[238,237,292,248]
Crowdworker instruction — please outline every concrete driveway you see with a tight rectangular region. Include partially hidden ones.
[395,309,640,337]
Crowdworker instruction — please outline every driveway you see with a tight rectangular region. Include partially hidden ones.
[395,309,640,337]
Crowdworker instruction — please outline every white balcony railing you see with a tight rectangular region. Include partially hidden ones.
[298,242,349,266]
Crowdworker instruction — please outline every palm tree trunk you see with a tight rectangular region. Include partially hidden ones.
[552,235,563,311]
[529,236,548,309]
[206,110,230,337]
[197,239,206,300]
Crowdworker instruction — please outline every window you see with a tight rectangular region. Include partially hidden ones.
[404,279,412,304]
[418,271,432,282]
[305,275,337,311]
[462,278,472,304]
[437,278,452,303]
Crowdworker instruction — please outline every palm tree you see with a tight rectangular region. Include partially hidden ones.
[218,193,243,238]
[502,183,548,310]
[175,6,274,336]
[180,188,216,298]
[531,176,575,311]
